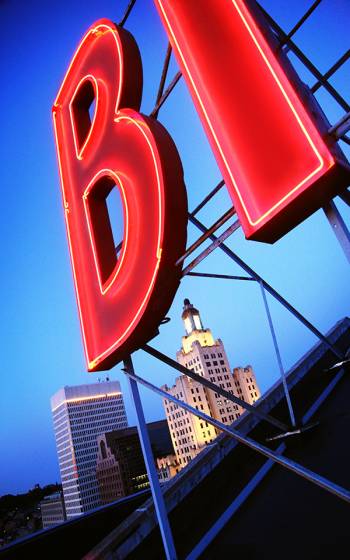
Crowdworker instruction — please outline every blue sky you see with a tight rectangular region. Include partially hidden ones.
[0,0,349,495]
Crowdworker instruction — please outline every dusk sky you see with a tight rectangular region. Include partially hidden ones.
[1,0,349,495]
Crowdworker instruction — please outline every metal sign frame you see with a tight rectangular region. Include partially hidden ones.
[64,1,350,558]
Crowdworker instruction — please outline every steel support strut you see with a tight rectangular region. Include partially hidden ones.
[122,366,350,504]
[257,2,350,113]
[123,356,177,560]
[187,271,254,282]
[323,200,350,265]
[189,214,344,360]
[182,219,241,277]
[119,0,137,27]
[177,207,236,266]
[143,344,289,432]
[150,71,182,118]
[281,0,322,52]
[153,42,172,120]
[259,281,296,427]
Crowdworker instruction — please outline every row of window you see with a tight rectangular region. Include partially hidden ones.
[203,352,223,359]
[69,404,125,416]
[185,356,200,366]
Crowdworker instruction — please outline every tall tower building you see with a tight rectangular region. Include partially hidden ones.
[51,380,127,519]
[162,299,261,470]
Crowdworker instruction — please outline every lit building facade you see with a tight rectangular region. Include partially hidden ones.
[233,366,260,404]
[157,455,179,483]
[40,492,66,529]
[51,381,127,519]
[162,299,261,470]
[96,420,175,504]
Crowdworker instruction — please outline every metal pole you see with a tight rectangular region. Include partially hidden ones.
[259,281,296,427]
[119,0,137,27]
[311,50,350,93]
[153,43,172,120]
[143,343,290,432]
[323,201,350,265]
[187,271,255,282]
[124,356,177,560]
[257,2,350,113]
[189,213,344,360]
[339,189,350,208]
[186,442,286,560]
[176,207,236,266]
[281,0,322,51]
[150,72,182,118]
[182,219,241,276]
[122,366,350,504]
[190,179,225,217]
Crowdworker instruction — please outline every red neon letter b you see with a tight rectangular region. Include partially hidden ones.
[53,20,187,371]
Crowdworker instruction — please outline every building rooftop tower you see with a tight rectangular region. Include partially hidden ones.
[181,298,204,335]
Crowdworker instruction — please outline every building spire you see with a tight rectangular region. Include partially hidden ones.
[181,299,204,335]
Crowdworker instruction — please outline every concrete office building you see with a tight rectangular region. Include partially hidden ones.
[96,420,176,504]
[51,380,127,519]
[40,492,66,529]
[162,299,260,469]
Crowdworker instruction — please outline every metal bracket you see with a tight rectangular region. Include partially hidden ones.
[323,200,350,265]
[328,111,350,140]
[266,421,319,442]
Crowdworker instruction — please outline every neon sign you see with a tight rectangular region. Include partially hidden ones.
[53,4,349,370]
[53,20,187,371]
[155,0,349,242]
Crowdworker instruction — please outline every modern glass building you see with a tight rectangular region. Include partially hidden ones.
[51,381,127,519]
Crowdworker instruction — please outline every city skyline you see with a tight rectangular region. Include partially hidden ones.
[1,0,349,497]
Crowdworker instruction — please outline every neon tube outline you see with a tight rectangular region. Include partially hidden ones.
[52,21,164,369]
[82,168,129,295]
[69,74,100,160]
[156,0,334,228]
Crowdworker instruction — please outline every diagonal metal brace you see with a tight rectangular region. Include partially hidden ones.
[189,214,344,360]
[182,219,241,277]
[143,344,289,432]
[150,71,182,118]
[176,207,236,266]
[121,366,350,505]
